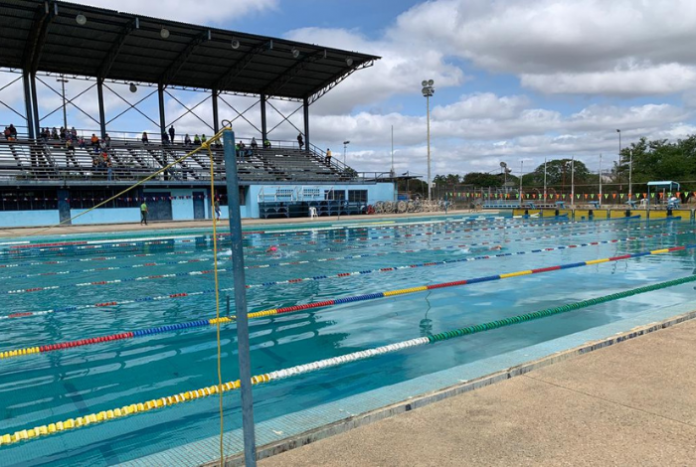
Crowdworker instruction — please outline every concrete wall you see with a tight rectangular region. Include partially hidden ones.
[71,208,141,225]
[0,210,60,227]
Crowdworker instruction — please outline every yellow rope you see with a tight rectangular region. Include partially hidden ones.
[208,144,225,466]
[18,129,228,240]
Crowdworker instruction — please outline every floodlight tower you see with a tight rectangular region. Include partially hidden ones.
[422,79,435,202]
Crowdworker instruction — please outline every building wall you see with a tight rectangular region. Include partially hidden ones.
[0,210,60,227]
[0,182,393,228]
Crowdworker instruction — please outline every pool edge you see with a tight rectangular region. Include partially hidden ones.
[207,308,696,467]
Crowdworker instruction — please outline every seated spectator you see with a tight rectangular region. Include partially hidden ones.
[9,124,17,140]
[104,133,111,148]
[42,128,50,141]
[51,127,58,139]
[263,139,271,148]
[201,134,207,143]
[90,134,100,147]
[78,136,85,148]
[250,137,258,149]
[59,127,66,140]
[184,134,192,146]
[70,127,77,139]
[162,132,170,145]
[193,134,201,145]
[65,139,78,167]
[3,127,10,140]
[141,131,149,145]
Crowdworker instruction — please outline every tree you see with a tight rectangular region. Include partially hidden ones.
[523,159,592,187]
[462,172,503,188]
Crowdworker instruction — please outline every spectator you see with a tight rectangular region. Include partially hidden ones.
[59,127,66,140]
[42,128,50,141]
[3,126,10,140]
[297,133,304,149]
[141,131,149,145]
[70,127,77,139]
[104,133,111,148]
[65,138,77,167]
[9,124,17,140]
[106,157,113,181]
[78,136,85,148]
[263,139,271,148]
[162,132,170,145]
[325,148,332,165]
[90,133,100,148]
[201,134,207,143]
[51,127,58,139]
[250,137,258,149]
[214,199,221,221]
[184,134,191,147]
[168,125,175,143]
[193,134,201,145]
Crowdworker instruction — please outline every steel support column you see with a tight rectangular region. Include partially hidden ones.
[97,79,107,138]
[303,97,310,149]
[22,71,35,139]
[260,93,267,141]
[223,127,257,467]
[212,89,219,134]
[30,73,40,138]
[157,82,166,138]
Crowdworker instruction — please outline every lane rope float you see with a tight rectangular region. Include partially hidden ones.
[1,240,692,354]
[3,272,694,446]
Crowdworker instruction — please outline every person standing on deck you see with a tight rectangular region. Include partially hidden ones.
[140,200,148,225]
[297,133,304,149]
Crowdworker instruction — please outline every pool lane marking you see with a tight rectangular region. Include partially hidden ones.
[0,229,683,303]
[1,242,693,356]
[3,273,695,447]
[0,215,653,258]
[0,221,678,280]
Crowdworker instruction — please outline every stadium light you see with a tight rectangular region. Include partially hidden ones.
[291,47,300,58]
[231,38,240,49]
[343,140,350,165]
[421,79,435,203]
[345,57,353,66]
[75,14,87,25]
[129,83,137,93]
[160,28,170,39]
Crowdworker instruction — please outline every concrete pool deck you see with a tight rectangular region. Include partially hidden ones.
[259,315,696,467]
[0,210,492,238]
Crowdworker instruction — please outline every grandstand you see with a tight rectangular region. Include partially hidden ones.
[0,0,393,226]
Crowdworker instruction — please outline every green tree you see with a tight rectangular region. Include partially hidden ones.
[462,172,503,188]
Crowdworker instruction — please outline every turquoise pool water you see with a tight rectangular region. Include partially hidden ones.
[1,214,695,466]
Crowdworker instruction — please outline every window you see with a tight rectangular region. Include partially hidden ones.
[325,190,345,201]
[0,189,58,211]
[348,190,368,203]
[69,189,140,209]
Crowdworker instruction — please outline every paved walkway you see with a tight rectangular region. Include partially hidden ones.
[0,210,487,238]
[260,318,696,467]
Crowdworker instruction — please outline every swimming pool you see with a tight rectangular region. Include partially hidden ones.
[1,214,695,466]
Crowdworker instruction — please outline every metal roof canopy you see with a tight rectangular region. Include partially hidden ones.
[0,0,380,102]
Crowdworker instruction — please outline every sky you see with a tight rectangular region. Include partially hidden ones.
[3,0,696,180]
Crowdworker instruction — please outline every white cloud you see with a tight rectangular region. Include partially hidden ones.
[392,0,696,96]
[522,63,696,95]
[76,0,277,25]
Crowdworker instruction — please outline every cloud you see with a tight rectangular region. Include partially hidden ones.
[521,62,696,95]
[76,0,277,25]
[393,0,696,96]
[285,27,467,115]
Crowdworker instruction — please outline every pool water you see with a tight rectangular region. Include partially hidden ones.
[1,215,695,466]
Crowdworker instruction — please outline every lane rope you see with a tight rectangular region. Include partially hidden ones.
[1,240,692,353]
[3,272,694,447]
